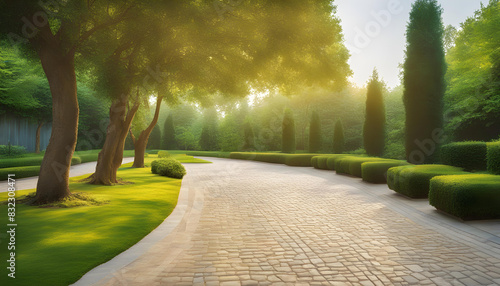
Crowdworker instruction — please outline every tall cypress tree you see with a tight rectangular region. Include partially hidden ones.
[364,68,386,156]
[162,114,177,150]
[147,124,162,150]
[199,108,219,151]
[242,119,255,151]
[403,0,446,164]
[282,108,296,153]
[333,120,345,154]
[308,111,322,153]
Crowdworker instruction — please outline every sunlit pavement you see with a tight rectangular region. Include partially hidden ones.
[0,157,135,192]
[76,158,500,286]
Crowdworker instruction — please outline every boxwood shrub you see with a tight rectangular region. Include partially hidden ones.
[388,165,469,198]
[387,165,416,191]
[184,151,231,158]
[361,160,411,184]
[487,142,500,175]
[151,158,186,179]
[158,151,171,158]
[440,141,487,171]
[334,156,357,175]
[326,155,348,170]
[71,156,82,165]
[429,174,500,220]
[0,166,41,180]
[334,156,387,177]
[312,156,339,170]
[311,156,320,168]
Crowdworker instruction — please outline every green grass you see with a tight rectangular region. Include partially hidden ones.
[429,174,500,220]
[0,154,208,286]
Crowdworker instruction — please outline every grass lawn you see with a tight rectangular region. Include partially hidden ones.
[0,154,210,286]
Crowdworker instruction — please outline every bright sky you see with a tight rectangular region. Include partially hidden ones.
[335,0,485,89]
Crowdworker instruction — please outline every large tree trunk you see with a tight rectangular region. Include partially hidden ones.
[90,95,139,185]
[34,48,78,204]
[131,96,163,168]
[35,121,45,154]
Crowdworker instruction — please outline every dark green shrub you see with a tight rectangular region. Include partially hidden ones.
[185,151,230,158]
[317,157,329,170]
[362,161,411,184]
[333,120,345,154]
[348,157,390,178]
[0,144,27,157]
[364,69,386,157]
[284,154,316,167]
[151,158,186,179]
[0,166,40,180]
[389,165,468,198]
[311,156,320,168]
[282,108,296,153]
[76,153,99,163]
[326,154,348,170]
[335,156,357,175]
[387,165,415,191]
[0,157,43,168]
[158,151,171,158]
[440,141,487,171]
[230,152,257,160]
[487,142,500,175]
[429,174,500,220]
[308,111,322,153]
[71,157,82,165]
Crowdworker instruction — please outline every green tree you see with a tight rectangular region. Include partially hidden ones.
[282,108,296,153]
[162,114,177,150]
[199,108,219,151]
[333,120,345,154]
[403,0,446,164]
[147,124,162,150]
[364,69,386,157]
[242,119,255,151]
[445,0,500,141]
[308,110,322,153]
[175,126,197,150]
[219,113,243,152]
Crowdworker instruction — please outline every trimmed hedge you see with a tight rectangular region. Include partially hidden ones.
[158,151,171,158]
[487,142,500,175]
[284,154,317,167]
[311,156,320,168]
[0,157,44,168]
[388,165,469,198]
[334,156,388,177]
[326,155,348,170]
[0,166,41,180]
[361,160,411,184]
[429,174,500,220]
[312,155,342,170]
[335,156,358,175]
[76,153,99,163]
[151,158,186,179]
[184,151,231,158]
[440,141,487,171]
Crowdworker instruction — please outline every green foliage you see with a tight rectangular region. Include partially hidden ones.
[326,154,349,170]
[219,112,243,152]
[151,158,186,179]
[388,165,468,198]
[282,108,296,153]
[487,141,500,175]
[308,111,322,153]
[364,69,386,156]
[429,174,500,220]
[158,151,171,158]
[147,125,162,150]
[445,0,500,141]
[0,166,40,180]
[312,155,345,170]
[242,120,255,151]
[361,161,411,184]
[384,85,406,160]
[0,144,26,157]
[403,0,446,164]
[76,84,109,151]
[199,108,219,151]
[284,154,317,167]
[182,151,230,158]
[335,156,390,177]
[333,120,345,154]
[440,142,487,171]
[162,114,177,150]
[175,127,198,150]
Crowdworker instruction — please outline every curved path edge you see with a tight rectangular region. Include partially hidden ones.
[70,162,202,286]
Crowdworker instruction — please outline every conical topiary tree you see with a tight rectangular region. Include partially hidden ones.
[162,114,177,150]
[333,120,345,154]
[309,110,322,153]
[364,68,386,156]
[282,108,296,153]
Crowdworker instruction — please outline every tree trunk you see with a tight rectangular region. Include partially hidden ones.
[132,96,163,168]
[35,121,45,154]
[34,48,78,204]
[90,95,139,185]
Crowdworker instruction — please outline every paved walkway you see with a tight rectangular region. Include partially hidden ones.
[74,158,500,286]
[0,157,134,192]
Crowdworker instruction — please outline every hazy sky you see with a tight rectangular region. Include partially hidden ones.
[335,0,485,89]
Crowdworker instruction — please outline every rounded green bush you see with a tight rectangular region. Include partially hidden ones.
[151,158,186,179]
[311,156,320,169]
[71,156,82,165]
[429,174,500,220]
[317,157,329,170]
[158,151,171,158]
[487,142,500,175]
[440,141,487,171]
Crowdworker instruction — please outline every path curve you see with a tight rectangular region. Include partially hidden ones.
[76,158,500,286]
[0,157,134,192]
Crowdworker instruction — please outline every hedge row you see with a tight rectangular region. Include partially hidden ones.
[311,155,347,170]
[334,156,393,177]
[184,151,231,158]
[488,142,500,175]
[387,165,469,198]
[0,166,41,180]
[0,156,82,168]
[230,152,323,167]
[361,160,411,184]
[440,141,487,171]
[429,174,500,220]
